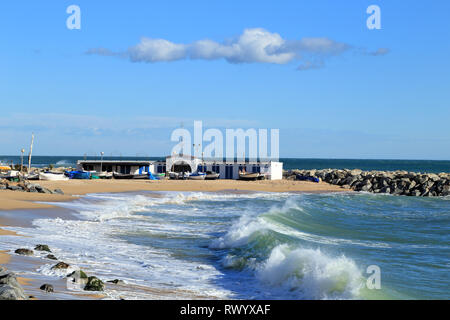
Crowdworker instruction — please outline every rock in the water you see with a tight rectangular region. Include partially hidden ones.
[14,248,33,256]
[51,262,70,270]
[35,244,51,252]
[39,284,54,293]
[84,276,104,291]
[68,270,88,285]
[46,254,58,260]
[107,279,124,285]
[0,273,28,300]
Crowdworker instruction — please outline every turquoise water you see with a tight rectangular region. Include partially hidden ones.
[1,156,450,173]
[3,191,448,299]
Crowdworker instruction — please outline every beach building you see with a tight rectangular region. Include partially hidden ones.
[77,160,154,175]
[77,156,283,180]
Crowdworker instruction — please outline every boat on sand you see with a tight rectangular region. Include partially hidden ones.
[205,172,220,180]
[39,172,69,181]
[187,172,206,180]
[238,172,261,181]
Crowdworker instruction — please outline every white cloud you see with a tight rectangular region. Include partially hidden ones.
[367,48,390,56]
[128,38,188,62]
[87,28,386,70]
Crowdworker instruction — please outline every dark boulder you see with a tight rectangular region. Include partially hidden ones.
[51,262,70,270]
[35,244,51,252]
[84,276,104,291]
[39,284,54,293]
[14,248,33,256]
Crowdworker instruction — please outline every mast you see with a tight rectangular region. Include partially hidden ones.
[28,133,34,173]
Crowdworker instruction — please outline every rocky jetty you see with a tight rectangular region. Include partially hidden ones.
[284,169,450,197]
[0,267,28,300]
[0,180,64,195]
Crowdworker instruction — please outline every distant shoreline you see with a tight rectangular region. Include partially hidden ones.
[2,156,449,173]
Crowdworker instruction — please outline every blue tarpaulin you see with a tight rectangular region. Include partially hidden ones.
[296,175,320,183]
[66,171,91,179]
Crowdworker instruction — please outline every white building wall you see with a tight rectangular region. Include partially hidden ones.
[269,162,283,180]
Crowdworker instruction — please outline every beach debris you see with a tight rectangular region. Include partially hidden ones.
[46,254,58,260]
[39,284,54,293]
[84,276,105,291]
[35,244,52,252]
[67,270,88,285]
[51,262,70,270]
[0,271,28,300]
[284,169,450,197]
[107,279,124,285]
[14,248,34,256]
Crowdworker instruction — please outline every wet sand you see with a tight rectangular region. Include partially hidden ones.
[0,179,344,211]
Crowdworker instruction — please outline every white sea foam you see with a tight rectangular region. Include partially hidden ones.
[257,244,363,299]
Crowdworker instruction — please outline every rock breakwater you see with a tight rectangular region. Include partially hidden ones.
[284,169,450,197]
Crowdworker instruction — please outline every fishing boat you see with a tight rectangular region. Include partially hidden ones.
[133,174,150,179]
[238,172,261,181]
[0,170,19,181]
[39,172,69,181]
[169,172,180,180]
[205,171,220,180]
[113,172,134,179]
[187,172,206,180]
[0,165,11,172]
[97,172,113,179]
[25,173,39,180]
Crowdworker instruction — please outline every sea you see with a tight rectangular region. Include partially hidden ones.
[1,155,450,173]
[0,156,449,300]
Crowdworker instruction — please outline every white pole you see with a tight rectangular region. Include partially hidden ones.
[28,133,34,173]
[20,148,25,173]
[100,152,104,173]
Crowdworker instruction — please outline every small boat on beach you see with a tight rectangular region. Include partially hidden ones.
[25,173,40,180]
[238,172,261,181]
[0,165,11,171]
[169,172,181,180]
[113,172,134,179]
[97,172,113,179]
[205,172,220,180]
[133,174,150,179]
[39,172,69,181]
[187,172,206,180]
[0,170,19,181]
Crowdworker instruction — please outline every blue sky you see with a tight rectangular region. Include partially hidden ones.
[1,1,449,159]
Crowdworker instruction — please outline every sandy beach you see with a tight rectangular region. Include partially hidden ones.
[0,179,344,211]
